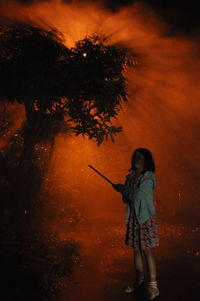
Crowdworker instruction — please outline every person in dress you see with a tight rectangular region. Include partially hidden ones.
[112,148,159,300]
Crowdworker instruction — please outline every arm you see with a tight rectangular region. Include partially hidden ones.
[112,177,135,203]
[121,178,130,203]
[112,177,134,203]
[113,174,154,204]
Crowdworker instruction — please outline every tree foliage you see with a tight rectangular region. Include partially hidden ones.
[0,22,137,145]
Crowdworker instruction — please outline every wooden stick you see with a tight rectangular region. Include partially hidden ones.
[88,164,115,185]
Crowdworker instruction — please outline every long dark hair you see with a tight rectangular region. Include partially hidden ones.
[128,148,155,174]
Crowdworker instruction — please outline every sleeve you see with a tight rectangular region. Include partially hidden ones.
[124,177,154,205]
[121,176,134,203]
[121,177,129,203]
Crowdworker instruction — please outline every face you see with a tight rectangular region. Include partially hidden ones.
[134,151,145,170]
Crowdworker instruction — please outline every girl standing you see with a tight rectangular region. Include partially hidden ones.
[112,148,159,300]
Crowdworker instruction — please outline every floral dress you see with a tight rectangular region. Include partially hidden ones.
[125,173,159,250]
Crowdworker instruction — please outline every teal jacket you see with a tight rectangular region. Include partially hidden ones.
[122,170,157,225]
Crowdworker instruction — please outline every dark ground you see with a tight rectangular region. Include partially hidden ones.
[59,211,200,301]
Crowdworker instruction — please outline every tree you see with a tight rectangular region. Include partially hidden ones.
[0,22,136,147]
[0,20,137,300]
[0,21,137,211]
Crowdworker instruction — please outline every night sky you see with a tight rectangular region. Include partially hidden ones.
[7,0,200,36]
[106,0,200,36]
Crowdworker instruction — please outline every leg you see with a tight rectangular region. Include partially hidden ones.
[124,248,145,293]
[142,247,157,281]
[133,248,144,281]
[142,248,159,299]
